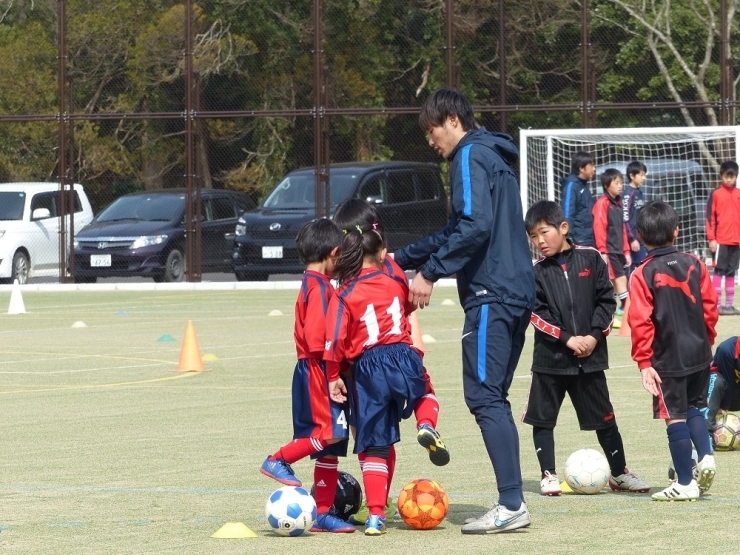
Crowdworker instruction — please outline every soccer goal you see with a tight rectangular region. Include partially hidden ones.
[519,126,740,255]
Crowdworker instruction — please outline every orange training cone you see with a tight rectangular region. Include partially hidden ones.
[618,296,631,337]
[174,320,206,372]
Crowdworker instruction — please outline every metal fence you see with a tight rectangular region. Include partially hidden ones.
[0,0,737,282]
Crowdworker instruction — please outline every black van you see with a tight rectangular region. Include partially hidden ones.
[231,161,448,281]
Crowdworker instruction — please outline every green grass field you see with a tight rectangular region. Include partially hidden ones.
[0,287,737,554]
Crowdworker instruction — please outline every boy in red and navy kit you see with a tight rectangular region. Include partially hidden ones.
[593,168,631,327]
[629,201,719,501]
[260,218,355,533]
[705,160,740,315]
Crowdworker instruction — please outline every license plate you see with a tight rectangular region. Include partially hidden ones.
[90,254,112,267]
[262,246,283,259]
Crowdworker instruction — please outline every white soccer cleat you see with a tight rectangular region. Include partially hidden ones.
[460,502,531,534]
[540,471,562,496]
[651,480,700,501]
[609,469,650,493]
[695,454,716,493]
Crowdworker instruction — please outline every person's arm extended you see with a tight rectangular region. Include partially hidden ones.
[394,219,454,271]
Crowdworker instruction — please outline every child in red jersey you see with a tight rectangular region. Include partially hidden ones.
[324,218,428,536]
[259,218,355,533]
[629,201,718,501]
[593,168,631,328]
[705,160,740,315]
[333,199,449,468]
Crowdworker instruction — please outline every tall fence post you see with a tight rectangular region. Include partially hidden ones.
[57,0,72,283]
[719,0,731,126]
[313,0,329,218]
[184,0,201,282]
[580,0,592,128]
[498,0,506,132]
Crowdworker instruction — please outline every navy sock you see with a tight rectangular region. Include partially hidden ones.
[686,406,712,461]
[596,425,627,476]
[667,422,693,486]
[533,427,556,475]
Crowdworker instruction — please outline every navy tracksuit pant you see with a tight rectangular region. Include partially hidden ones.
[461,302,531,507]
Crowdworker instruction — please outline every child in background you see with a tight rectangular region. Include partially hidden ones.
[702,336,740,434]
[524,200,649,497]
[593,168,631,328]
[259,218,355,533]
[561,151,597,247]
[705,160,740,315]
[622,160,648,276]
[629,201,718,501]
[324,219,427,536]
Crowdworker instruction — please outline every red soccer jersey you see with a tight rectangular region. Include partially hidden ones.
[324,267,414,380]
[294,270,334,360]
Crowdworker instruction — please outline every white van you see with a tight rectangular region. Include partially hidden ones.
[0,183,94,283]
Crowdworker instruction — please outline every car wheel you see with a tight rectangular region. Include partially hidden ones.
[163,249,185,282]
[11,251,29,285]
[235,271,269,281]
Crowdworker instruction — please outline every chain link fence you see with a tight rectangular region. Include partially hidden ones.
[0,0,738,282]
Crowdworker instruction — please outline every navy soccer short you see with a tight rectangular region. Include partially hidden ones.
[292,359,349,457]
[654,368,708,420]
[351,343,426,454]
[522,369,616,430]
[714,245,740,276]
[607,253,627,280]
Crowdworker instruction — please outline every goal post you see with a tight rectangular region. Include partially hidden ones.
[519,126,740,255]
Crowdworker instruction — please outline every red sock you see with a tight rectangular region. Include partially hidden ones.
[386,445,396,506]
[415,393,440,429]
[358,451,366,473]
[271,437,328,464]
[313,457,339,514]
[362,456,389,517]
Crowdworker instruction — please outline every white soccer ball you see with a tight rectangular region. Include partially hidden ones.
[563,448,611,494]
[265,486,317,536]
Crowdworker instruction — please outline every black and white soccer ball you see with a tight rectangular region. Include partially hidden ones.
[310,470,363,521]
[667,448,698,481]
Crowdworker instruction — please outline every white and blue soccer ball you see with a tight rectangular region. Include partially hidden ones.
[563,448,611,494]
[265,486,317,537]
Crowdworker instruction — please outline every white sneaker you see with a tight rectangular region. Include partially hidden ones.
[651,480,700,501]
[461,502,531,534]
[540,471,562,496]
[695,454,716,493]
[609,469,650,492]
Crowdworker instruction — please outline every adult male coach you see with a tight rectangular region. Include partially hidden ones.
[393,89,536,534]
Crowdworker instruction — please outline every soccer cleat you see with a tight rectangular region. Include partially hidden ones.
[651,480,700,501]
[259,456,302,487]
[609,469,651,492]
[726,306,740,315]
[417,424,450,466]
[310,512,356,533]
[612,316,622,329]
[460,502,531,534]
[540,471,562,496]
[695,454,716,493]
[718,305,731,316]
[616,307,624,317]
[364,514,387,536]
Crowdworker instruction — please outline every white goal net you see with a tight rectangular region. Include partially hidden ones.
[520,126,740,255]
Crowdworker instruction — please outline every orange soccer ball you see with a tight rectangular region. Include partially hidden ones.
[396,478,449,530]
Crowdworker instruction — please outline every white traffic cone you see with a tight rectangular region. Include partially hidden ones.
[7,279,26,315]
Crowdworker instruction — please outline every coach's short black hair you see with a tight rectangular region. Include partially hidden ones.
[600,168,623,190]
[720,160,739,176]
[571,151,595,174]
[626,160,647,181]
[525,200,566,233]
[295,218,343,265]
[419,89,476,132]
[636,201,678,247]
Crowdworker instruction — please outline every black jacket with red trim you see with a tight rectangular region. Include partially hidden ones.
[628,245,718,377]
[530,242,616,375]
[593,192,629,256]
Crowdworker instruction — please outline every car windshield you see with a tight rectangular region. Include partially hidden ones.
[262,172,360,209]
[96,193,184,222]
[0,192,26,220]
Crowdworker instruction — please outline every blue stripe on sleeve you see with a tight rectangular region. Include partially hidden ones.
[563,181,573,218]
[477,304,488,383]
[461,144,472,216]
